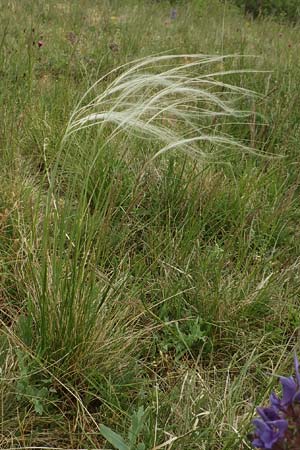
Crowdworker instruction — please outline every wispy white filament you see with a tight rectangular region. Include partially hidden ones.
[64,54,263,160]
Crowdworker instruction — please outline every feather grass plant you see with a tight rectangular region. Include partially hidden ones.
[25,52,263,387]
[40,53,261,368]
[7,52,264,429]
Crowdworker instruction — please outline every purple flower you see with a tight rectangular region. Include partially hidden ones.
[294,353,300,386]
[170,8,177,20]
[251,352,300,449]
[257,407,281,422]
[270,354,300,411]
[252,415,288,449]
[280,376,298,406]
[270,392,281,411]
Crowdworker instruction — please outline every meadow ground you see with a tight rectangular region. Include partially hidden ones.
[1,1,300,449]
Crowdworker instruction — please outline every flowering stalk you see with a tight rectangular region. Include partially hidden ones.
[251,354,300,449]
[63,54,265,163]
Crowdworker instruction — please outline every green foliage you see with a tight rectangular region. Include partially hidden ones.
[233,0,300,21]
[99,425,129,450]
[191,0,207,10]
[15,349,55,415]
[158,317,212,360]
[99,407,148,450]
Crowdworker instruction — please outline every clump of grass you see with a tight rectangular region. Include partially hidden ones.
[22,53,259,377]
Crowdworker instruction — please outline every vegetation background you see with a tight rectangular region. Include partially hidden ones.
[232,0,300,21]
[1,0,300,449]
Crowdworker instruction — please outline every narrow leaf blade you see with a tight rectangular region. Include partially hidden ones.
[99,424,129,450]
